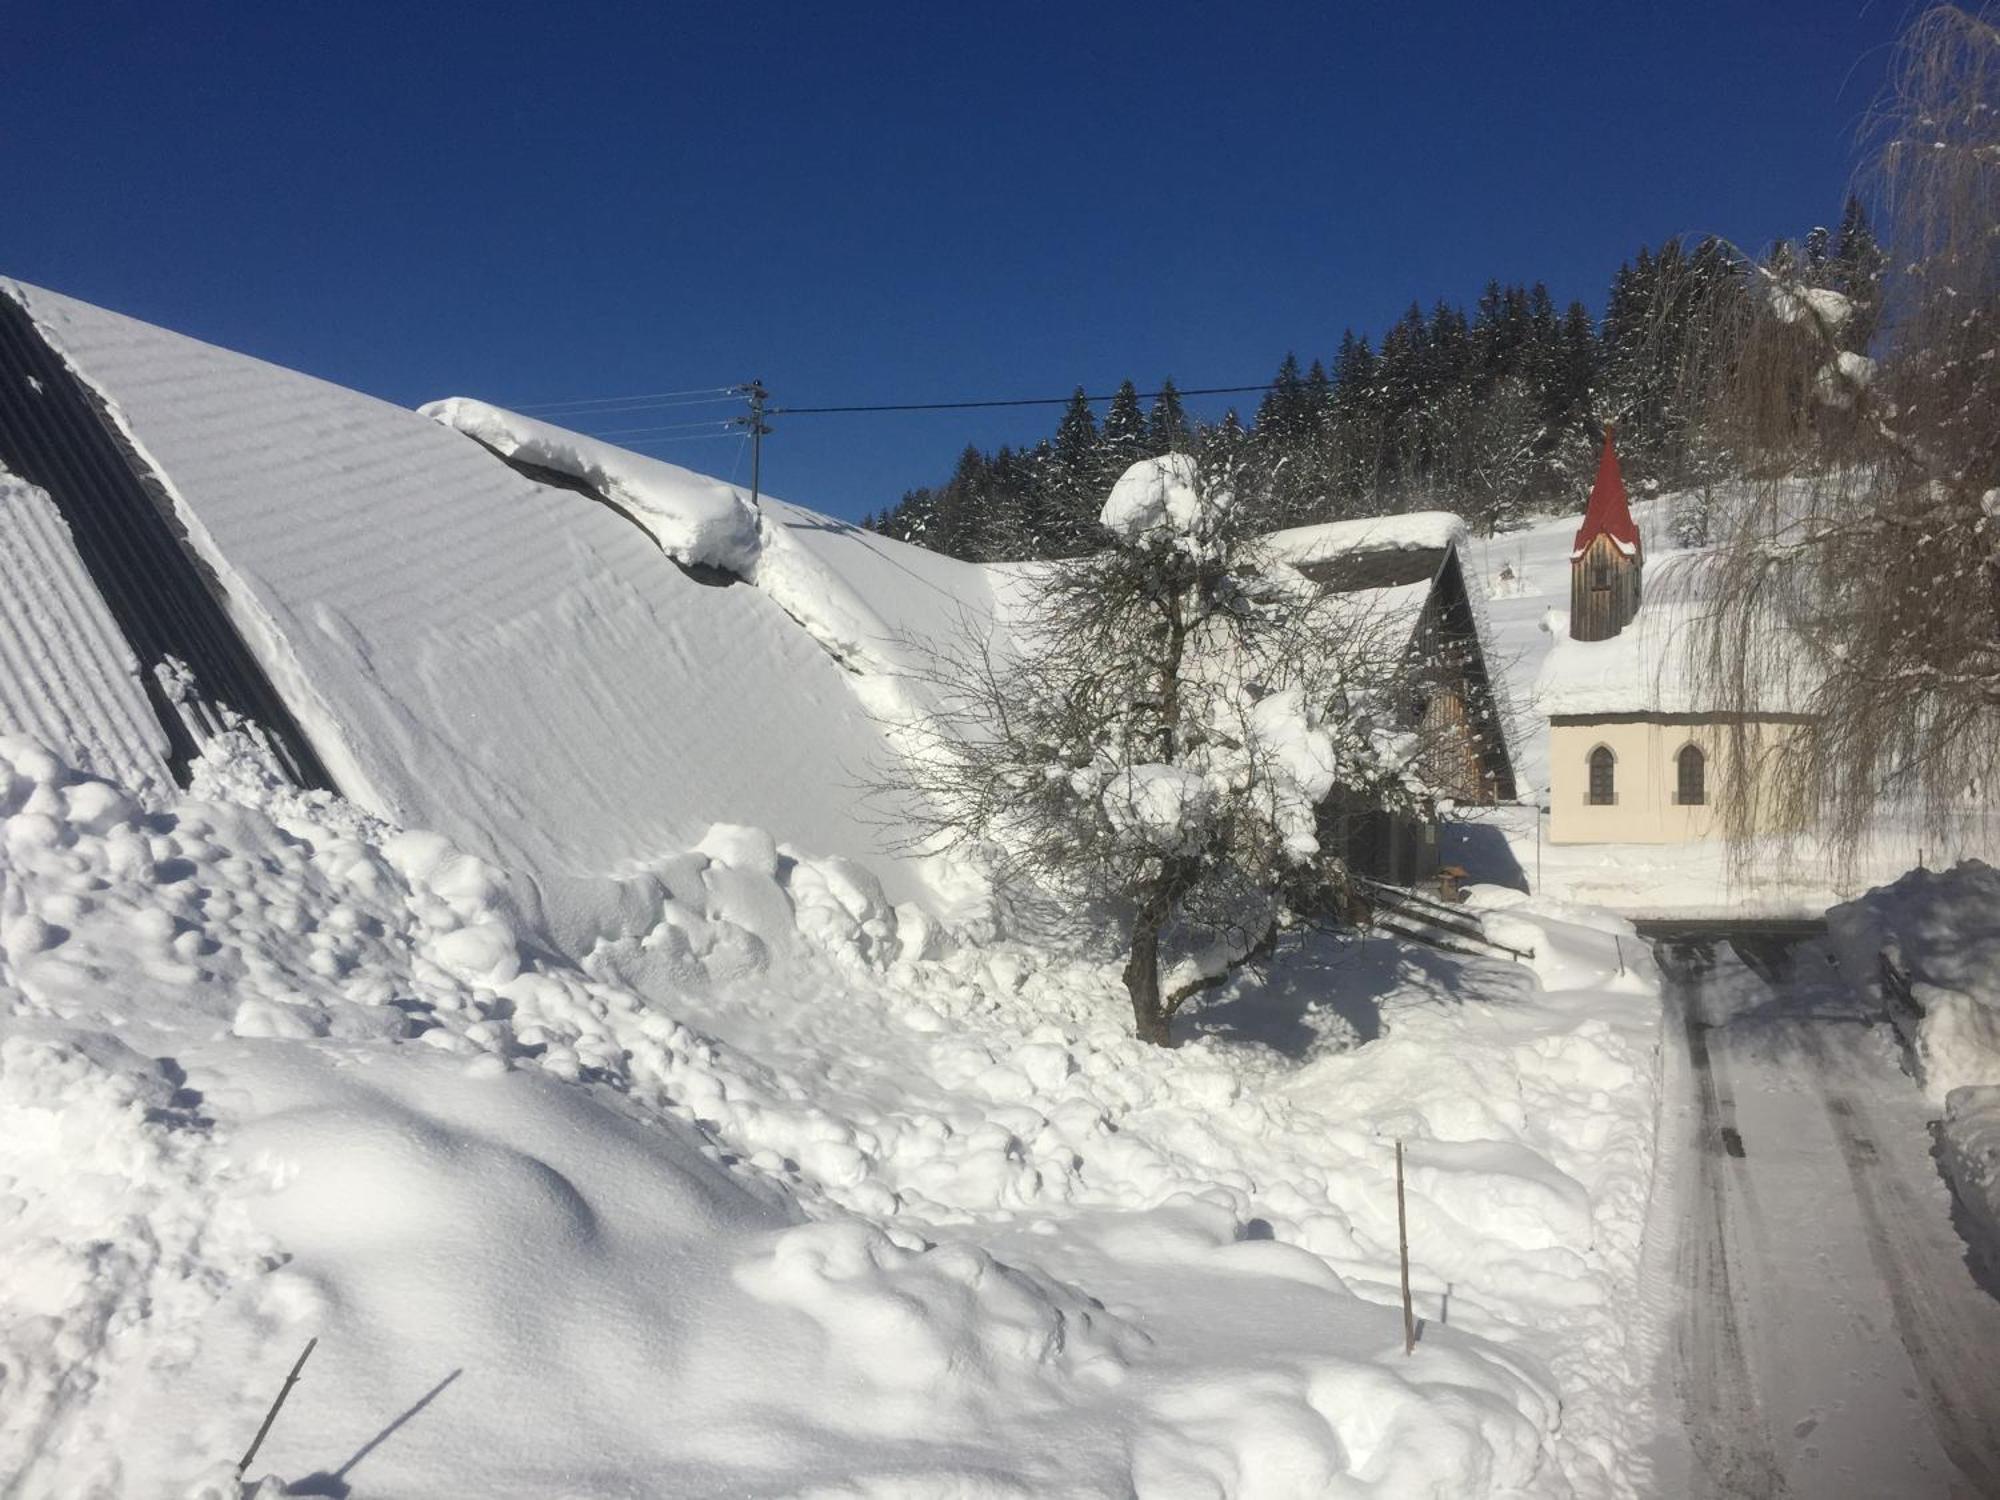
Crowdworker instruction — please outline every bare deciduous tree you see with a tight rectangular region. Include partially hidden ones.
[887,452,1431,1045]
[1683,4,2000,862]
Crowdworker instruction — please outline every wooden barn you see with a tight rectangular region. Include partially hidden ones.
[1265,512,1518,887]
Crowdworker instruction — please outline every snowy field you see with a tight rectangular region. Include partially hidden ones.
[0,285,1678,1496]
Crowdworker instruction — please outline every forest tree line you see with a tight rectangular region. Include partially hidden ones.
[863,198,1886,560]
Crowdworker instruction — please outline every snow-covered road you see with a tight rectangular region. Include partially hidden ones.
[1645,931,2000,1498]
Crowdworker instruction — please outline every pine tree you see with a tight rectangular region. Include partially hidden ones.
[1803,224,1832,283]
[1147,379,1191,451]
[1103,379,1148,462]
[1831,194,1888,350]
[1044,388,1105,554]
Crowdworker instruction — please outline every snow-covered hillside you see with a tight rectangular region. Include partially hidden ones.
[3,285,1673,1497]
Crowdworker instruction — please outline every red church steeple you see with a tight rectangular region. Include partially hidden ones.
[1568,425,1643,641]
[1571,425,1641,562]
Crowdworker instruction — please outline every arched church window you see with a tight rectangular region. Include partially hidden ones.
[1588,745,1615,805]
[1676,743,1706,805]
[1590,551,1611,591]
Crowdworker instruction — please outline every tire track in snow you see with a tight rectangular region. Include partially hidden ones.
[1802,1030,2000,1496]
[1657,940,1789,1499]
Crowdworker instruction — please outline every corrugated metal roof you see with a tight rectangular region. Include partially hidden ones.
[0,288,335,790]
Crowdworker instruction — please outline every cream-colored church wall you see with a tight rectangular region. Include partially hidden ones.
[1548,717,1805,844]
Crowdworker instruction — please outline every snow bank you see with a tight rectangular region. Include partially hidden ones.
[1828,860,2000,1102]
[420,396,762,573]
[0,732,1664,1496]
[1943,1086,2000,1274]
[0,734,1138,1494]
[1828,861,2000,1274]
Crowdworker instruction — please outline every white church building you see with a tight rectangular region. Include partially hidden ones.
[1537,431,1809,846]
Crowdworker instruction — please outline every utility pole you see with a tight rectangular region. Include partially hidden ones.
[736,381,771,507]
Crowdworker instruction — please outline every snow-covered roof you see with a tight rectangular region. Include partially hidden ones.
[0,463,170,793]
[1318,578,1435,658]
[5,280,993,943]
[1264,510,1465,568]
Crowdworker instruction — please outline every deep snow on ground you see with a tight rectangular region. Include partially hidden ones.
[1,282,1675,1497]
[1,731,1665,1497]
[1827,861,2000,1272]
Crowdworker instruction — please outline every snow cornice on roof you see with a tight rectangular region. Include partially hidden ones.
[1263,510,1466,569]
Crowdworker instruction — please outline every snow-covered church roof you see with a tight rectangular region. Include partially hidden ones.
[1535,576,1816,718]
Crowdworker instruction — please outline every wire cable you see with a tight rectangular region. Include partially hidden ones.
[513,385,739,414]
[614,430,746,447]
[773,382,1272,416]
[586,417,744,438]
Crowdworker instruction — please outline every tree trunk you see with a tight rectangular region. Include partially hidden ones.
[1123,884,1174,1047]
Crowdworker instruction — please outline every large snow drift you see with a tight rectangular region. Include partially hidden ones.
[0,732,1666,1497]
[1827,862,2000,1279]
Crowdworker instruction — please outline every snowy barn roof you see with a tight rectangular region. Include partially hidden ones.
[0,279,993,945]
[1264,509,1515,801]
[1265,511,1465,581]
[1570,428,1641,562]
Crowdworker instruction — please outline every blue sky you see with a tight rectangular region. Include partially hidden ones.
[7,2,1907,520]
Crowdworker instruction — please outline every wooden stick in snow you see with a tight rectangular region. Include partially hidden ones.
[1396,1140,1415,1356]
[237,1336,317,1478]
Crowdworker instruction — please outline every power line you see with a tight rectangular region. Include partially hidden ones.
[773,382,1273,416]
[507,379,1275,425]
[513,385,738,414]
[586,416,742,438]
[614,430,746,447]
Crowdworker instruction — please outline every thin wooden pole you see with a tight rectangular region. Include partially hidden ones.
[237,1337,317,1478]
[1396,1140,1415,1356]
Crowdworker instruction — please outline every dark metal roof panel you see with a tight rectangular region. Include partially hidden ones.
[0,288,335,791]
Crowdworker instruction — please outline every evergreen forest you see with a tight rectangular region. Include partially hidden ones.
[863,200,1887,558]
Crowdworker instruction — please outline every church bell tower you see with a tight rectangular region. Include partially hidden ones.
[1569,426,1643,641]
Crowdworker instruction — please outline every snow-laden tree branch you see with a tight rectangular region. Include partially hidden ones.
[1679,3,2000,866]
[880,452,1435,1044]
